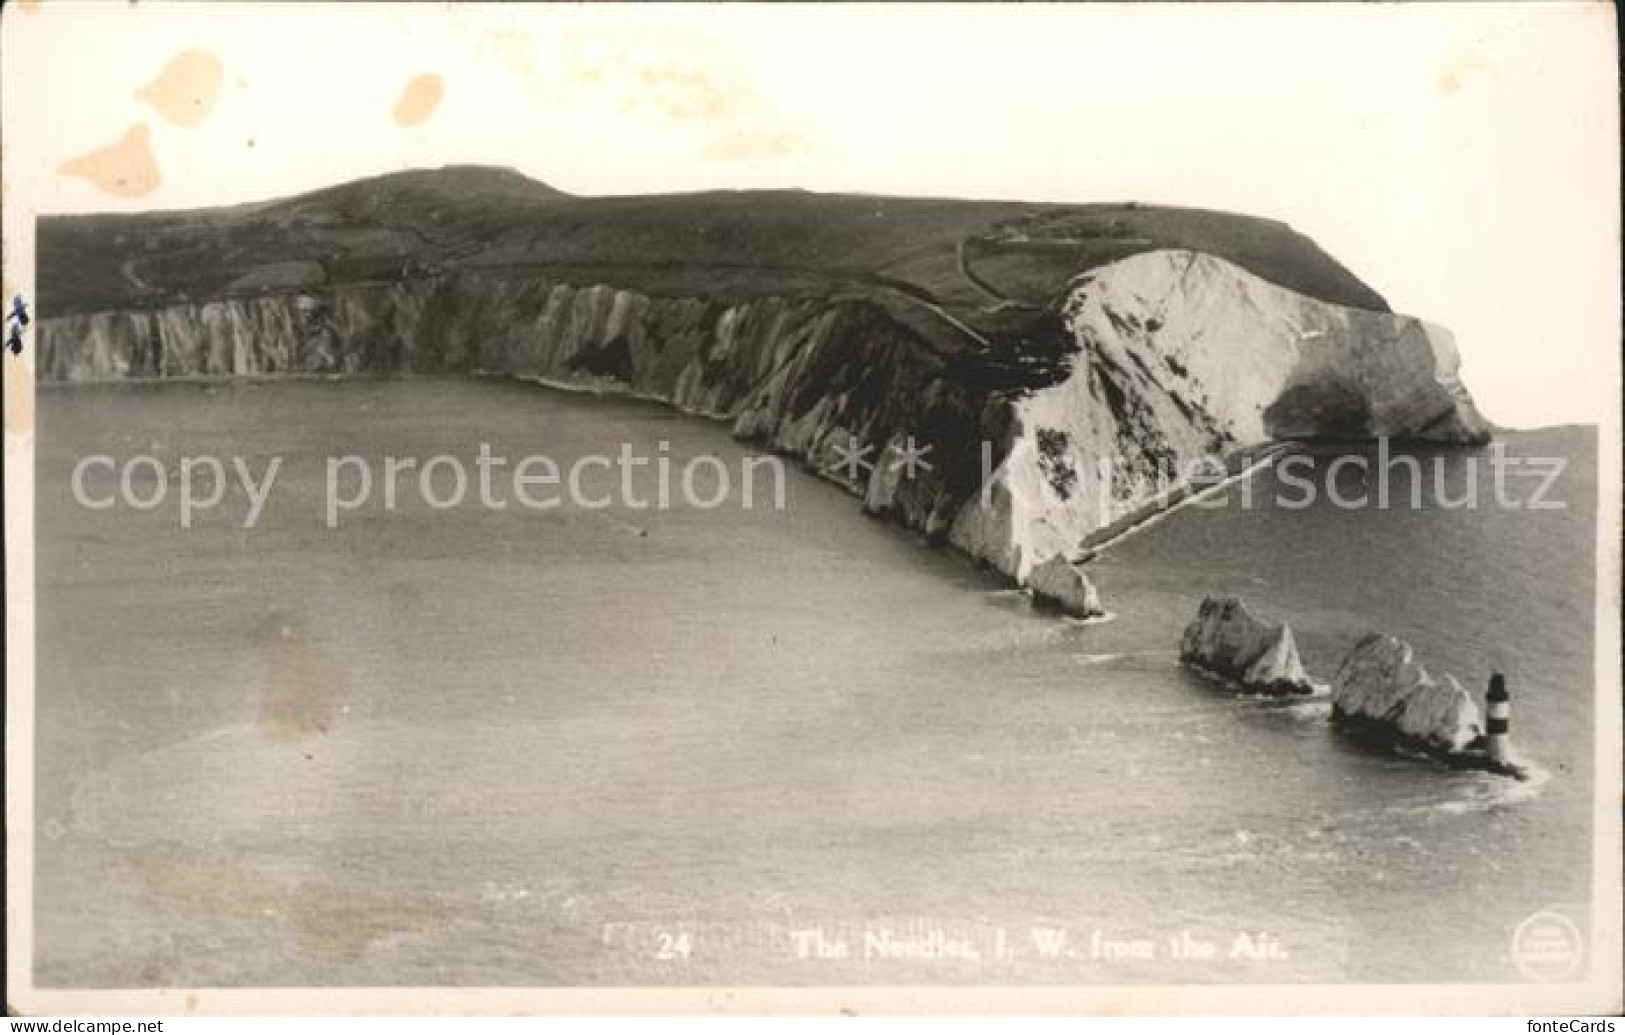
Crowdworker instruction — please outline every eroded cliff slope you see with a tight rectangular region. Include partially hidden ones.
[37,169,1490,584]
[952,250,1490,573]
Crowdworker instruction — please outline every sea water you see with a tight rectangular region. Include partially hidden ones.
[32,378,1598,986]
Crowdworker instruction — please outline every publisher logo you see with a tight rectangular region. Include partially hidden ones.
[1512,909,1584,982]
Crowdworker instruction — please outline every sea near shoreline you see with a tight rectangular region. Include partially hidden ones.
[32,379,1598,987]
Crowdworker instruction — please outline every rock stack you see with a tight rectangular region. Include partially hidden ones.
[1172,599,1530,779]
[1178,595,1317,696]
[1026,556,1105,619]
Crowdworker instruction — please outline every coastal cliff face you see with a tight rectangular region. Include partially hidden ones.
[41,277,996,561]
[38,249,1491,582]
[1332,633,1485,756]
[951,251,1492,574]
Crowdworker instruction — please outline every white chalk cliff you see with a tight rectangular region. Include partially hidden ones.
[949,251,1490,576]
[1178,595,1316,695]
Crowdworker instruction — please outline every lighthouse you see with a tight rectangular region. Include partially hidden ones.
[1486,672,1514,768]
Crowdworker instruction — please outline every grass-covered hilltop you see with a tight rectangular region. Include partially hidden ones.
[40,164,1386,327]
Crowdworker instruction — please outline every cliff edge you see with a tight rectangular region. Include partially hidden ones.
[36,169,1493,586]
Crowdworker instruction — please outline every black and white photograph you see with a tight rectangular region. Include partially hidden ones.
[3,0,1620,1017]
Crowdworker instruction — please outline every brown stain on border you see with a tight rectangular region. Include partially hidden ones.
[136,49,224,128]
[391,73,444,127]
[3,358,33,435]
[58,123,162,198]
[566,42,816,163]
[1438,51,1493,97]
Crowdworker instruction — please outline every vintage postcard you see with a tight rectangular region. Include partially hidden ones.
[3,0,1620,1017]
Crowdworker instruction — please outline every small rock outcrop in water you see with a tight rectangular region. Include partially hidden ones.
[1179,595,1316,695]
[1331,633,1523,778]
[1026,556,1104,619]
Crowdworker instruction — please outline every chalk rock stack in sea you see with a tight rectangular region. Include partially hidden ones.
[1178,595,1317,695]
[1331,634,1485,758]
[1025,556,1104,619]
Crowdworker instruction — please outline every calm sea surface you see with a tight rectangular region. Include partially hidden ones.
[33,378,1599,986]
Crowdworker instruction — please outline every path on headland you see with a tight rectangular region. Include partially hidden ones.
[954,238,1048,314]
[956,239,1015,309]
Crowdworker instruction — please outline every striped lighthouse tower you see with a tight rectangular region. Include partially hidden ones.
[1486,672,1514,768]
